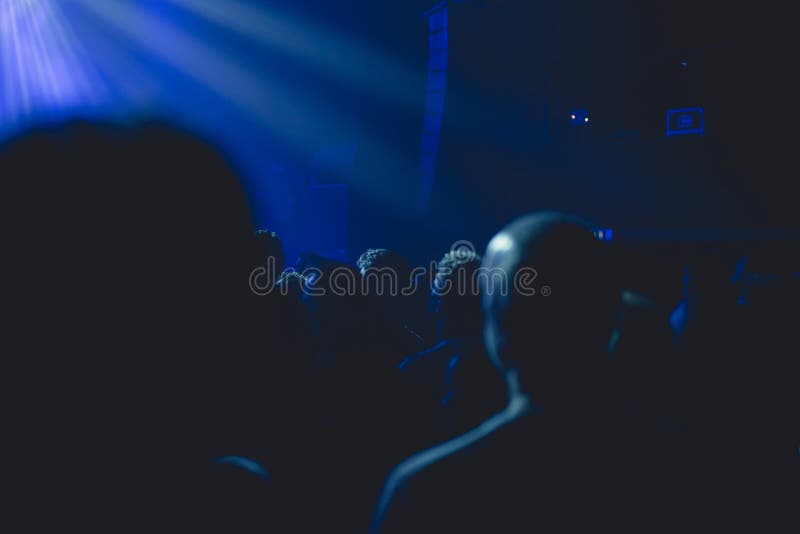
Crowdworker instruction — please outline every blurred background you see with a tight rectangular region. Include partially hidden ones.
[1,0,794,264]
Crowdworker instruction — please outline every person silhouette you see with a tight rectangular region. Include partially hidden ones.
[371,212,637,533]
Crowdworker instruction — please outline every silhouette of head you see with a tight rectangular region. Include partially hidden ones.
[480,212,617,404]
[357,248,411,280]
[357,248,415,329]
[1,120,268,449]
[0,120,281,529]
[357,248,412,293]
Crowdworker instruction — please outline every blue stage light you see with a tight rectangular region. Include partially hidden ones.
[0,0,106,129]
[594,229,613,241]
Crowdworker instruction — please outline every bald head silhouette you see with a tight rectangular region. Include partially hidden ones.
[480,212,617,407]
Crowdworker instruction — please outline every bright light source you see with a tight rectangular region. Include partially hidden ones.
[584,117,589,123]
[0,0,105,126]
[570,114,576,119]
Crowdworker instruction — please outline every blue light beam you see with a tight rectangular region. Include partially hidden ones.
[72,0,417,214]
[0,0,107,131]
[166,0,423,108]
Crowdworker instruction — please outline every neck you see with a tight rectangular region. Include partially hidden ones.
[504,369,540,416]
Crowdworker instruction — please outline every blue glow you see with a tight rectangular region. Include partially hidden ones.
[666,107,705,137]
[215,456,271,480]
[0,0,432,258]
[569,109,590,126]
[417,5,448,213]
[164,0,422,108]
[0,0,107,132]
[594,229,613,241]
[0,0,415,170]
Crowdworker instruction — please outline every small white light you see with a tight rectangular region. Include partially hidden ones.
[571,114,576,120]
[584,117,589,123]
[488,233,513,254]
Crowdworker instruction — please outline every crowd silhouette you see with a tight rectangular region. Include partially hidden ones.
[2,122,796,532]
